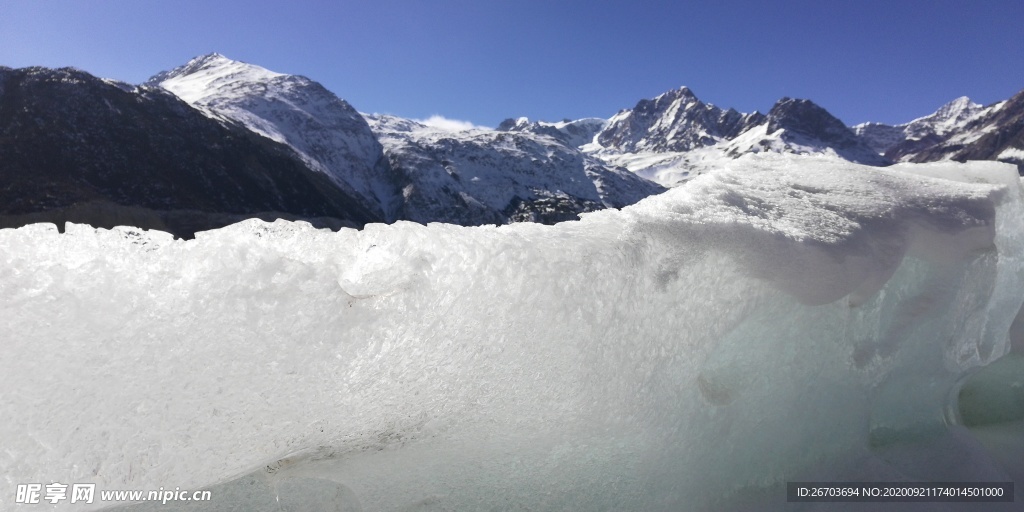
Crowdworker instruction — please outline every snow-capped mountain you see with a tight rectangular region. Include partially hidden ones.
[942,90,1024,169]
[593,87,764,153]
[366,114,663,225]
[0,65,377,237]
[723,97,889,166]
[150,54,399,220]
[3,52,1021,237]
[152,54,661,226]
[852,96,988,156]
[904,96,988,138]
[852,90,1024,171]
[570,87,886,186]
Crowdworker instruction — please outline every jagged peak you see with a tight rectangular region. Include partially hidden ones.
[626,86,703,116]
[771,97,797,108]
[941,95,977,110]
[673,85,696,97]
[928,95,982,120]
[653,86,698,103]
[767,97,834,121]
[899,95,984,130]
[496,117,532,131]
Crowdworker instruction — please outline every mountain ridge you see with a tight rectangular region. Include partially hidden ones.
[851,91,1023,171]
[1,52,1021,237]
[151,53,663,227]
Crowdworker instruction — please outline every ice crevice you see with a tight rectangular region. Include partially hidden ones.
[2,154,1023,511]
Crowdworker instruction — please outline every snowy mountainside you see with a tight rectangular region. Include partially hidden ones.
[365,114,664,225]
[852,96,989,156]
[151,54,399,220]
[496,117,607,148]
[588,147,736,188]
[851,91,1024,174]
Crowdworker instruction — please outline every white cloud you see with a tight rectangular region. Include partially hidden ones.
[415,115,489,132]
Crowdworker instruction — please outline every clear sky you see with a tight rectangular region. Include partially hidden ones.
[1,0,1021,128]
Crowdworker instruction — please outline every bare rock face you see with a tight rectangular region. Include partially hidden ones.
[763,98,890,165]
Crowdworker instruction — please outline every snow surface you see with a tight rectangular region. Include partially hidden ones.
[998,147,1024,162]
[587,147,719,187]
[2,155,1024,511]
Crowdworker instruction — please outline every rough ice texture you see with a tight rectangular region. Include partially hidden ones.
[2,154,1023,511]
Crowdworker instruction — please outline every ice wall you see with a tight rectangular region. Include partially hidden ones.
[2,154,1023,511]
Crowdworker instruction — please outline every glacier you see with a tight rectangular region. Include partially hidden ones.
[2,154,1023,511]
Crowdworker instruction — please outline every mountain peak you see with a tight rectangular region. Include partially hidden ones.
[940,95,977,110]
[181,52,234,70]
[762,97,888,165]
[188,52,228,65]
[649,86,698,106]
[668,85,696,98]
[766,98,854,144]
[878,94,988,145]
[146,53,285,104]
[146,53,225,84]
[595,86,766,153]
[925,95,983,125]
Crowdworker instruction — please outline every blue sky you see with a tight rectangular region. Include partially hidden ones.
[2,0,1021,127]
